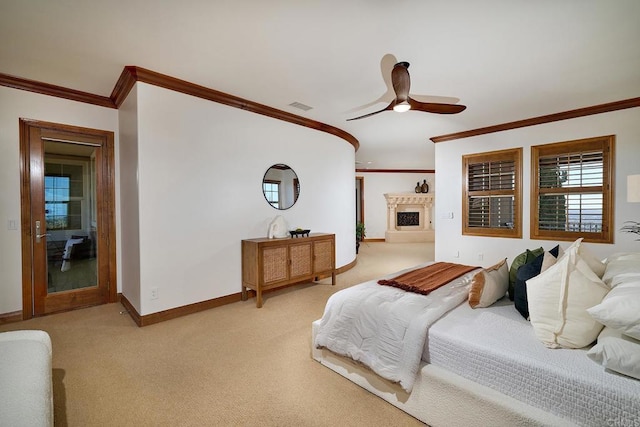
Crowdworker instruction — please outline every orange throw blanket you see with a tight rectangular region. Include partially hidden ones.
[378,262,478,295]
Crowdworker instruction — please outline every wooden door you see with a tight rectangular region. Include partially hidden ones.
[20,119,117,317]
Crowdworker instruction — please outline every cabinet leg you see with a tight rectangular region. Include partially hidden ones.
[331,271,336,286]
[256,288,263,308]
[241,285,247,301]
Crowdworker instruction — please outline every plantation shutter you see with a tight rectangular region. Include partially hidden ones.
[532,136,613,243]
[463,148,521,238]
[467,159,515,228]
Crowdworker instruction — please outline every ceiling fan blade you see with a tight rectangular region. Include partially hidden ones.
[410,94,460,105]
[346,103,393,121]
[343,54,399,114]
[391,62,411,102]
[408,97,466,114]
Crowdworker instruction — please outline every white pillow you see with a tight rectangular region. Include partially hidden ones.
[527,247,608,348]
[588,284,640,340]
[562,238,606,278]
[567,237,606,278]
[468,258,508,308]
[605,252,640,263]
[601,259,640,288]
[587,327,640,380]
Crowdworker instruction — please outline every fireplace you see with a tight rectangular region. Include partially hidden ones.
[397,212,420,226]
[384,193,434,242]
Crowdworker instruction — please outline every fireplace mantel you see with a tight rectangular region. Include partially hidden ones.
[384,193,435,242]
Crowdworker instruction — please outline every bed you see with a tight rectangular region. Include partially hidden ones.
[312,247,640,426]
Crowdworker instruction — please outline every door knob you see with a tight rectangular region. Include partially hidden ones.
[34,220,50,243]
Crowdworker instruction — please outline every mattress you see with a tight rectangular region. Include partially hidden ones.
[425,298,640,427]
[314,262,479,392]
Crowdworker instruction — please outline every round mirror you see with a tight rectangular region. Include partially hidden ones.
[262,164,300,210]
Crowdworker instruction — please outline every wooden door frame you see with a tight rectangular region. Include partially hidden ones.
[19,118,117,319]
[356,176,364,224]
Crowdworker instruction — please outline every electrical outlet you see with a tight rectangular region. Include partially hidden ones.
[478,253,484,261]
[454,251,460,258]
[151,287,158,300]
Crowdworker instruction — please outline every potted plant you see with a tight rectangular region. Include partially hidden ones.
[621,220,640,240]
[356,222,366,254]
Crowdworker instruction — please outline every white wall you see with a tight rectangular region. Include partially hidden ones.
[118,88,141,310]
[0,86,119,314]
[357,172,435,239]
[0,82,355,318]
[435,108,640,266]
[127,83,355,315]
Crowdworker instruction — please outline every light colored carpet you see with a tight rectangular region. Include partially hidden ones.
[0,242,433,426]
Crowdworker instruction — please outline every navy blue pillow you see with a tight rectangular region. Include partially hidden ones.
[514,252,545,319]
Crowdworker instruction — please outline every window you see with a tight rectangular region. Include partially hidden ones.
[44,162,85,230]
[531,135,614,243]
[263,179,280,209]
[463,148,522,238]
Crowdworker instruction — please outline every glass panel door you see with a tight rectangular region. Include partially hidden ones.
[21,119,115,318]
[44,141,98,293]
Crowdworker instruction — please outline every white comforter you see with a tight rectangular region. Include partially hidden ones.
[314,263,478,392]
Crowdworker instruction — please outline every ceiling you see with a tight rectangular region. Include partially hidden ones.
[1,1,639,169]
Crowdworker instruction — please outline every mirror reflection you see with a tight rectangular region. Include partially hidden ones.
[262,164,300,210]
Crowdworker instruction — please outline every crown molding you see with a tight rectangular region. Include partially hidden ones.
[110,66,138,108]
[0,72,116,108]
[356,169,435,173]
[111,66,359,150]
[430,97,640,143]
[1,67,359,151]
[5,67,636,150]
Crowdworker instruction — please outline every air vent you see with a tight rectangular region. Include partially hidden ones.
[288,101,313,111]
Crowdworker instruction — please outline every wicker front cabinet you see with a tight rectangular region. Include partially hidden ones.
[241,233,336,307]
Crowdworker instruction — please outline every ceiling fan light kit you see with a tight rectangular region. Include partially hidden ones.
[393,101,411,113]
[348,61,465,121]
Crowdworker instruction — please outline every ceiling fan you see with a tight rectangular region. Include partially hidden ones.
[347,61,466,121]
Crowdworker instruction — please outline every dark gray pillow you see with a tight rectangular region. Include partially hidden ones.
[514,245,561,319]
[508,247,543,301]
[514,252,545,319]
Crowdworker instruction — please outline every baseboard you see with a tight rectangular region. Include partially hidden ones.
[2,262,359,328]
[117,259,359,327]
[0,310,23,325]
[1,273,355,328]
[119,295,142,326]
[120,292,247,327]
[336,258,357,274]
